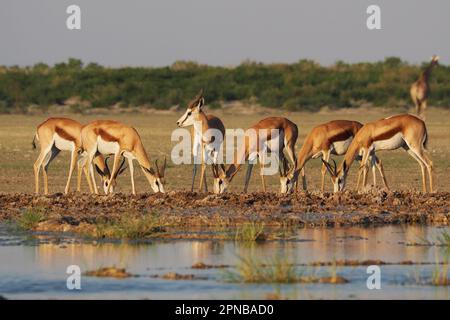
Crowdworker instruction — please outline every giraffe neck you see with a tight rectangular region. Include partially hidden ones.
[421,62,436,83]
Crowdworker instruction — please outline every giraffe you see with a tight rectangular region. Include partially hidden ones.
[410,55,439,120]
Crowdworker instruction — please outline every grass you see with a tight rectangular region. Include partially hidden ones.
[15,207,45,230]
[431,248,450,286]
[1,107,449,194]
[436,230,450,247]
[94,213,165,239]
[223,255,348,284]
[223,255,299,283]
[234,222,266,242]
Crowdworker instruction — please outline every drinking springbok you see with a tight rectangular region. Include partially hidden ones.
[322,114,433,192]
[212,117,298,194]
[81,120,166,195]
[280,120,386,193]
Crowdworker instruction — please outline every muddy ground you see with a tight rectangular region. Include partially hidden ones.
[0,190,448,238]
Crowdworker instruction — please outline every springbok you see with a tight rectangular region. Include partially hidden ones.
[323,114,433,192]
[176,90,225,192]
[410,55,439,120]
[212,117,298,194]
[280,120,387,193]
[32,117,113,195]
[81,120,166,195]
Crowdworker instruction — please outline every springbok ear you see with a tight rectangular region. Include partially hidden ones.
[197,97,205,110]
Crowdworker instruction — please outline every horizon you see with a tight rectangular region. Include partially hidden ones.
[1,56,447,69]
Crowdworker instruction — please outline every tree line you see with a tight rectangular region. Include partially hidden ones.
[0,57,449,113]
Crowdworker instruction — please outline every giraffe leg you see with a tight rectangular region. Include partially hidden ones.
[419,100,427,121]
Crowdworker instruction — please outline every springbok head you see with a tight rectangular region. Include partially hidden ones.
[212,163,229,194]
[143,157,167,193]
[322,159,348,192]
[176,89,204,127]
[431,55,440,65]
[279,157,296,194]
[96,157,127,194]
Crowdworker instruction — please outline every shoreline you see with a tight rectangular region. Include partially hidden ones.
[0,191,448,240]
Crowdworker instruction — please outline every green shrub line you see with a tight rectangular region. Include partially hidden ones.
[1,57,449,113]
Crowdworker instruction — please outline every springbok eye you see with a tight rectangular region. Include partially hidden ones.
[187,111,192,116]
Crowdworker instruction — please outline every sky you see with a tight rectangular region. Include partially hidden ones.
[0,0,449,67]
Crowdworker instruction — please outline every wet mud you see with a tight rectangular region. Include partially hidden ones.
[0,190,448,238]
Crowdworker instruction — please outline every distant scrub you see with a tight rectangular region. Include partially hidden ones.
[0,57,449,113]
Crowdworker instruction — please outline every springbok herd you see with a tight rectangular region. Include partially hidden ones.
[33,56,440,196]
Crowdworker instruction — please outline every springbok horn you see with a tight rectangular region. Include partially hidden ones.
[155,159,160,176]
[161,157,167,176]
[322,159,333,176]
[117,157,127,176]
[104,156,111,175]
[332,159,337,175]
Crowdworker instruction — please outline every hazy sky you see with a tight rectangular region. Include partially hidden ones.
[1,0,449,67]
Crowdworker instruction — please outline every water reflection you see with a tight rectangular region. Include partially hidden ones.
[0,224,448,299]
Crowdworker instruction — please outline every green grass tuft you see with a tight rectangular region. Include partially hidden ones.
[436,230,450,247]
[234,222,266,242]
[94,213,165,239]
[223,255,299,283]
[15,207,45,230]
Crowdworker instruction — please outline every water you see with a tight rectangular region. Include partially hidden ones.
[0,224,449,299]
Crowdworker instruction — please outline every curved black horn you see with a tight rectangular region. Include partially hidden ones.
[332,159,337,174]
[116,157,127,176]
[155,159,160,176]
[161,157,167,176]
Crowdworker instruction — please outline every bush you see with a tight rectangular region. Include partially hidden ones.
[0,57,449,113]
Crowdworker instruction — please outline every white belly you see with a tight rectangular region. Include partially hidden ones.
[97,137,120,155]
[373,132,405,151]
[53,133,75,151]
[331,137,353,155]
